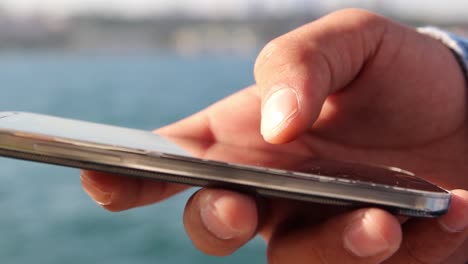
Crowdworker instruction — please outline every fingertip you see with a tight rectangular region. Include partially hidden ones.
[80,170,140,212]
[451,189,468,201]
[438,189,468,233]
[80,170,119,207]
[199,189,258,240]
[184,188,258,256]
[343,208,402,258]
[81,170,189,212]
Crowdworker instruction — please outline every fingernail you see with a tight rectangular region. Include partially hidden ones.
[199,193,243,240]
[80,172,113,206]
[438,191,468,233]
[343,211,390,257]
[261,86,299,140]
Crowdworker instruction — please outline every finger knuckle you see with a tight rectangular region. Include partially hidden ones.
[328,8,389,37]
[331,8,381,21]
[254,38,281,78]
[254,37,312,85]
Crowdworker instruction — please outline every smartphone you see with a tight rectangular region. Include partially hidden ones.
[0,112,450,217]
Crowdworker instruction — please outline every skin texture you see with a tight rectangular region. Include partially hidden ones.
[81,9,468,263]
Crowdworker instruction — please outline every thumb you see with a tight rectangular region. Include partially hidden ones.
[254,9,389,143]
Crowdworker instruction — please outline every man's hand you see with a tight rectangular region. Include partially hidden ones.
[81,9,468,263]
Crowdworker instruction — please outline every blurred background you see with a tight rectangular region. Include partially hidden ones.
[0,1,466,263]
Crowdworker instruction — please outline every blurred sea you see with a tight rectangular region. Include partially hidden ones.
[0,52,266,263]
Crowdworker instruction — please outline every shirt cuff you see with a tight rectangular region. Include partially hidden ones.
[417,26,468,77]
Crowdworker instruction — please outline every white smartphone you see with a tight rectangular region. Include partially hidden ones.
[0,112,450,217]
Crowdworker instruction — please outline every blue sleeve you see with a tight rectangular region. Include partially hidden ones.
[418,27,468,77]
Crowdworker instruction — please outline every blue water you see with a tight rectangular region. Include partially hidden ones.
[0,53,267,263]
